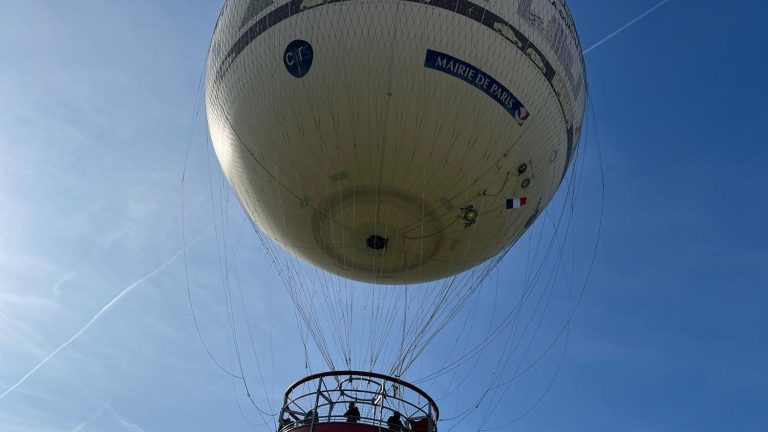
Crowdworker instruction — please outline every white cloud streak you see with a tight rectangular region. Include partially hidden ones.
[72,402,147,432]
[106,404,147,432]
[0,230,210,401]
[584,0,672,54]
[71,403,107,432]
[53,272,78,296]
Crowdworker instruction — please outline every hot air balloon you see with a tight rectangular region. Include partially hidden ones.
[206,0,586,285]
[204,0,586,430]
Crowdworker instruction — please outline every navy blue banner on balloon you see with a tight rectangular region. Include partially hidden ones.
[424,49,530,125]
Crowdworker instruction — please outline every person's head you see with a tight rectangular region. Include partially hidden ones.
[394,411,401,419]
[349,402,355,408]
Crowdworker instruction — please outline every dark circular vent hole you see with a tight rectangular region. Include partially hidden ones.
[366,235,389,251]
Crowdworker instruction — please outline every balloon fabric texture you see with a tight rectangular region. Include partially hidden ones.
[206,0,586,284]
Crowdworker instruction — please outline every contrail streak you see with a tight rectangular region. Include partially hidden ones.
[0,230,209,401]
[584,0,672,54]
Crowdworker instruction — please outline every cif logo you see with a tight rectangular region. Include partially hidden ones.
[284,40,313,78]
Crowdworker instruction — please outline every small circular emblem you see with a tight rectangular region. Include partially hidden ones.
[283,40,313,78]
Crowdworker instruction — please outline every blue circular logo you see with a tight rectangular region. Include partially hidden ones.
[283,40,313,78]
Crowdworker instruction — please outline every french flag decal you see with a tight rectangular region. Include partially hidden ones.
[506,197,527,209]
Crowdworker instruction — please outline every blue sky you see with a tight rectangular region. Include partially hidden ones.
[1,0,767,431]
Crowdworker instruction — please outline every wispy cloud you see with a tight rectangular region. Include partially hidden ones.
[0,229,210,401]
[52,271,78,296]
[72,402,147,432]
[72,403,107,432]
[0,312,49,358]
[106,404,147,432]
[585,0,673,54]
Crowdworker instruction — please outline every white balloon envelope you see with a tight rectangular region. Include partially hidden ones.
[206,0,586,284]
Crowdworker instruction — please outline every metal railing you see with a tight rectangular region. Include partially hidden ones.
[278,371,439,432]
